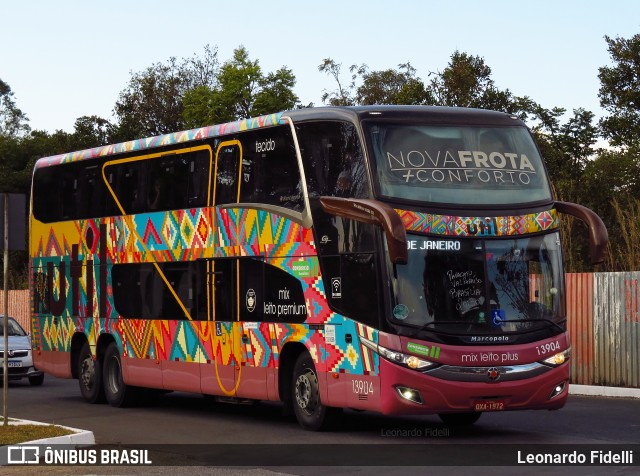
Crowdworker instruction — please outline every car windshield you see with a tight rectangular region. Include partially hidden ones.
[367,123,552,205]
[0,318,27,336]
[391,233,564,335]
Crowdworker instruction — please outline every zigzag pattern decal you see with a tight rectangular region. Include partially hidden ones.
[31,206,358,382]
[396,208,558,237]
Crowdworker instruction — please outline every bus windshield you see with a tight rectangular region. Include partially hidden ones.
[367,123,552,205]
[391,233,564,335]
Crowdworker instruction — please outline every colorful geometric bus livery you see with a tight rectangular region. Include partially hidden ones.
[31,207,381,389]
[396,209,559,237]
[31,106,607,430]
[32,204,560,397]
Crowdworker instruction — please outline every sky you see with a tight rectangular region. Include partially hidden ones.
[2,0,639,134]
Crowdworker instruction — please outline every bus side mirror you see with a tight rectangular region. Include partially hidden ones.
[319,197,408,265]
[555,201,609,265]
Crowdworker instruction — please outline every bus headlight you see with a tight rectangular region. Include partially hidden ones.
[541,348,571,366]
[360,336,438,371]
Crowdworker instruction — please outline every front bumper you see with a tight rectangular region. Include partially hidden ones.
[379,357,569,415]
[0,365,43,380]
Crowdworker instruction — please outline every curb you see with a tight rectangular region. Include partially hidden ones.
[569,384,640,399]
[3,419,95,445]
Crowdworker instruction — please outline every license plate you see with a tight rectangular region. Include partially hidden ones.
[474,399,505,411]
[7,361,22,368]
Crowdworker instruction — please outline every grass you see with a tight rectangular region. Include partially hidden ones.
[0,419,74,445]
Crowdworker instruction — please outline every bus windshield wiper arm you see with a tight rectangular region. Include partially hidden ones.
[498,318,565,332]
[416,318,564,333]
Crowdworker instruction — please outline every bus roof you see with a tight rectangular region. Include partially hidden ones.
[33,106,525,170]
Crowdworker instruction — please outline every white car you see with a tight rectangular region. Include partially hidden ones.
[0,316,44,386]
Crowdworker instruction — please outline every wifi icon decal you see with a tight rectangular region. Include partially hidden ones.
[331,277,342,299]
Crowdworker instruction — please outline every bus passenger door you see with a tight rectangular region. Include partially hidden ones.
[206,258,242,397]
[202,140,244,397]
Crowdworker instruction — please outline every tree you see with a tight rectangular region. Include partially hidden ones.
[319,52,529,116]
[72,115,113,149]
[428,51,515,111]
[318,59,359,106]
[598,34,640,148]
[183,46,300,127]
[356,63,432,105]
[252,67,299,116]
[113,45,219,140]
[0,79,30,137]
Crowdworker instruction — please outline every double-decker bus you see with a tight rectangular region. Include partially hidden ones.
[30,106,607,430]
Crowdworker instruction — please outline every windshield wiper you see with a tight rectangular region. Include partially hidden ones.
[497,318,565,332]
[416,321,472,332]
[414,317,564,334]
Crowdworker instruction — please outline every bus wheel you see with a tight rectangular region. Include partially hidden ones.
[28,373,44,386]
[78,341,105,403]
[438,412,482,426]
[103,342,138,407]
[292,352,336,431]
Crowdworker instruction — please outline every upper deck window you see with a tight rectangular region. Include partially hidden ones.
[366,123,552,206]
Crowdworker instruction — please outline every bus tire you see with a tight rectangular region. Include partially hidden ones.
[292,351,337,431]
[103,342,139,407]
[438,412,482,426]
[28,373,44,386]
[78,341,105,404]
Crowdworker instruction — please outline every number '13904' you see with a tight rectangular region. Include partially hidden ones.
[352,379,374,395]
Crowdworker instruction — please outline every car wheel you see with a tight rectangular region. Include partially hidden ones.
[78,341,105,403]
[28,373,44,386]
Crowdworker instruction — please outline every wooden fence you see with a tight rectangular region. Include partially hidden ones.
[0,289,30,330]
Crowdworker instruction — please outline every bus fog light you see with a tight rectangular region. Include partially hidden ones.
[395,386,423,405]
[549,381,566,399]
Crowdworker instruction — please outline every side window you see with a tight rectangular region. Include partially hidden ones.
[296,121,369,199]
[109,160,145,214]
[33,159,117,222]
[314,218,382,328]
[112,262,196,319]
[107,149,211,214]
[146,159,179,211]
[187,149,210,208]
[33,167,61,223]
[215,142,241,206]
[239,127,304,211]
[79,165,112,218]
[60,164,78,220]
[212,258,236,321]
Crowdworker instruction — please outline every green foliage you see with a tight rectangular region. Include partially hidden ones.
[113,45,219,140]
[0,79,30,138]
[356,63,433,105]
[253,67,299,116]
[598,34,640,148]
[429,51,506,108]
[72,115,113,149]
[183,46,300,127]
[318,59,359,106]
